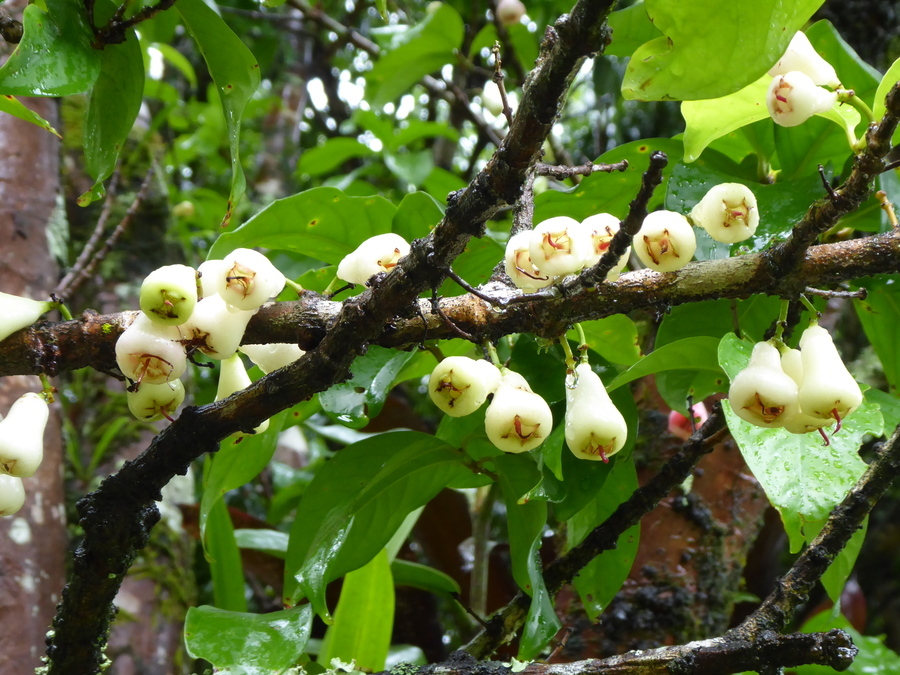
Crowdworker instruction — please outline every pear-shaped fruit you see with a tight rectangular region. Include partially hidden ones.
[767,71,838,128]
[581,213,630,279]
[0,474,25,516]
[728,341,799,428]
[565,363,627,462]
[239,343,305,374]
[182,295,256,360]
[485,370,552,453]
[504,231,555,293]
[139,264,198,326]
[0,392,49,477]
[127,379,185,422]
[429,357,501,417]
[690,183,759,244]
[528,216,591,277]
[797,325,863,428]
[768,31,840,88]
[0,291,53,342]
[337,233,410,286]
[115,313,187,387]
[216,354,268,434]
[779,348,833,435]
[634,211,696,273]
[217,249,286,311]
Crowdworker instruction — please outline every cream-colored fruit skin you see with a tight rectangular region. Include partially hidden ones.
[528,217,591,277]
[337,233,411,285]
[115,313,187,385]
[767,71,838,128]
[429,356,500,417]
[198,259,228,299]
[728,341,799,428]
[797,325,863,421]
[581,213,630,279]
[0,474,25,516]
[768,31,840,88]
[216,354,269,434]
[218,249,286,311]
[496,0,525,25]
[139,264,198,326]
[182,295,256,360]
[0,291,52,342]
[485,384,552,453]
[634,211,697,273]
[0,392,49,477]
[780,348,832,434]
[239,343,305,374]
[690,183,759,244]
[504,231,556,293]
[565,363,627,461]
[127,379,185,422]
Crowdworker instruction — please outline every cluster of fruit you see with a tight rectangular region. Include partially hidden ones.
[336,233,411,286]
[728,323,863,440]
[766,32,841,127]
[428,355,628,462]
[0,392,50,516]
[115,248,301,423]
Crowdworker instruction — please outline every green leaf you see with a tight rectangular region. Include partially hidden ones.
[177,0,260,228]
[569,315,642,366]
[0,95,60,136]
[391,191,444,243]
[621,0,821,101]
[391,559,461,596]
[874,57,900,123]
[320,549,394,672]
[606,336,724,393]
[205,496,247,612]
[366,4,464,107]
[284,431,470,619]
[375,0,388,21]
[0,0,99,96]
[319,346,416,429]
[605,2,663,58]
[495,454,561,660]
[80,0,145,205]
[234,528,289,559]
[569,457,640,620]
[199,411,286,551]
[185,604,313,675]
[797,610,900,675]
[297,138,375,177]
[385,150,435,186]
[818,518,866,605]
[854,276,900,393]
[209,187,396,263]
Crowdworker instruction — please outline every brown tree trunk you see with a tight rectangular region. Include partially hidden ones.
[0,97,68,673]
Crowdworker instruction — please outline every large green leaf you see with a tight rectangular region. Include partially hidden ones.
[366,4,464,107]
[606,336,724,393]
[874,57,900,123]
[797,610,900,675]
[657,297,782,348]
[622,0,821,101]
[79,0,145,205]
[0,95,60,136]
[185,604,312,675]
[297,138,375,178]
[0,0,99,96]
[283,432,470,619]
[569,315,642,366]
[390,559,461,596]
[495,454,561,660]
[209,187,396,263]
[205,496,247,612]
[319,346,416,429]
[569,457,640,620]
[605,2,663,58]
[392,191,444,242]
[320,550,394,672]
[854,276,900,393]
[177,0,260,228]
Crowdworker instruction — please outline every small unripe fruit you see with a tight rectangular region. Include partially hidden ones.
[581,213,630,279]
[0,474,25,516]
[337,233,411,286]
[690,183,759,244]
[139,264,198,326]
[429,357,501,417]
[0,291,53,342]
[768,32,840,88]
[728,341,799,428]
[182,295,256,360]
[504,231,555,293]
[216,354,268,434]
[634,211,696,273]
[115,313,187,387]
[565,363,627,462]
[217,249,286,311]
[797,325,863,427]
[127,379,185,422]
[496,0,525,25]
[528,216,591,277]
[239,343,305,374]
[767,71,838,128]
[485,370,552,453]
[0,392,49,477]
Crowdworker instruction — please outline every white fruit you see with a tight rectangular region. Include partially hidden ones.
[634,211,696,273]
[0,291,53,342]
[0,474,25,516]
[690,183,759,244]
[217,249,286,311]
[504,231,556,293]
[198,259,229,299]
[768,31,840,88]
[239,343,305,374]
[780,348,833,435]
[139,264,198,326]
[115,312,187,387]
[496,0,525,25]
[528,216,591,277]
[565,363,627,462]
[767,71,838,128]
[182,295,256,360]
[127,379,185,422]
[429,357,501,417]
[728,341,799,428]
[581,213,630,279]
[337,233,411,286]
[797,325,863,426]
[216,354,269,435]
[484,370,552,453]
[0,392,49,477]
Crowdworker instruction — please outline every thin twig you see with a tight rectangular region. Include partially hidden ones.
[492,44,515,128]
[92,0,178,46]
[535,159,628,179]
[803,286,867,299]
